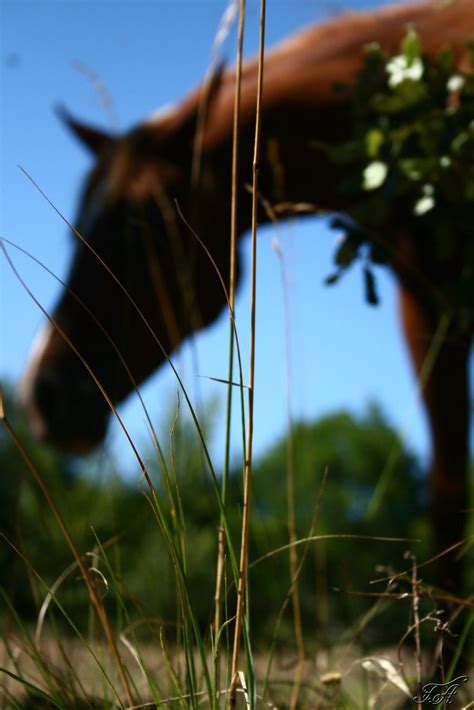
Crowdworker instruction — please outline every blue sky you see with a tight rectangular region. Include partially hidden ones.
[2,0,454,476]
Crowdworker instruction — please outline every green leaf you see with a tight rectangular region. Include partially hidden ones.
[399,158,439,182]
[399,159,423,181]
[363,267,379,306]
[375,80,427,112]
[451,132,470,153]
[334,237,360,267]
[437,46,455,76]
[324,271,342,286]
[366,129,385,158]
[401,28,420,65]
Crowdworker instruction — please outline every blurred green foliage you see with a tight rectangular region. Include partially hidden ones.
[0,384,438,650]
[325,31,474,312]
[245,403,430,648]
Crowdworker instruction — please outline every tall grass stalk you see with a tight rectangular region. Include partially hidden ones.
[258,196,308,705]
[230,0,266,705]
[272,236,306,708]
[214,0,246,704]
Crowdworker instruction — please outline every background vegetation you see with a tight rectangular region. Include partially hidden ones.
[1,384,433,646]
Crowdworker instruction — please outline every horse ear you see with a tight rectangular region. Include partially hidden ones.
[55,105,116,154]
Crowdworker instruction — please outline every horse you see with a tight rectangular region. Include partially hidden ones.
[20,0,472,593]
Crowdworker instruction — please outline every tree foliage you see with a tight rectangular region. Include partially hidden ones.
[245,404,428,644]
[1,387,430,647]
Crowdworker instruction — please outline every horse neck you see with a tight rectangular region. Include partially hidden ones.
[199,41,355,235]
[195,0,473,235]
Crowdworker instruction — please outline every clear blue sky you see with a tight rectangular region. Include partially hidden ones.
[2,0,459,476]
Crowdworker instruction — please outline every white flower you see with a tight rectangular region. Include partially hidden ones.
[414,197,434,215]
[440,156,451,168]
[447,74,465,93]
[363,161,388,190]
[414,186,435,215]
[386,55,424,88]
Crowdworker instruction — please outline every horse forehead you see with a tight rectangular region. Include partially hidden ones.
[79,143,136,218]
[78,147,181,232]
[77,167,112,234]
[76,103,187,227]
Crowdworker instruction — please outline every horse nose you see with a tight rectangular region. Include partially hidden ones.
[25,363,110,450]
[17,366,60,442]
[18,322,59,438]
[19,323,109,450]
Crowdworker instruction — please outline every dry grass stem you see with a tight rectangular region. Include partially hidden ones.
[72,60,119,129]
[215,5,247,698]
[230,1,266,704]
[271,236,306,708]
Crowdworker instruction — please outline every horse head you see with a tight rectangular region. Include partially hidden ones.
[20,77,235,452]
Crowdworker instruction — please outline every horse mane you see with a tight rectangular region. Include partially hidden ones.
[146,0,473,151]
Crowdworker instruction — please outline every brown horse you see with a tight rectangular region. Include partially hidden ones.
[20,0,472,590]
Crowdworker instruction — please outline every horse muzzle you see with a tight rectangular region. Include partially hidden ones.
[19,325,109,453]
